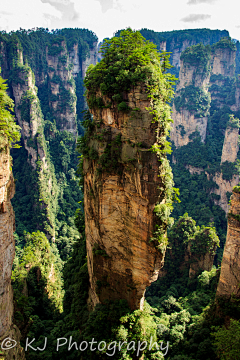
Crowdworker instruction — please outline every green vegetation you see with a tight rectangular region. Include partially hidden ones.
[211,37,237,52]
[0,69,21,147]
[180,43,211,77]
[174,85,211,118]
[0,26,239,360]
[213,319,240,360]
[83,28,177,248]
[210,75,236,106]
[169,38,240,255]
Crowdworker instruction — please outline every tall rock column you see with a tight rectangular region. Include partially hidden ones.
[47,39,77,135]
[8,42,59,238]
[0,83,25,359]
[170,43,211,147]
[216,188,240,298]
[82,29,175,311]
[0,144,26,359]
[0,141,15,337]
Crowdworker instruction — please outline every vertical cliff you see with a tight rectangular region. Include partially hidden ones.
[82,29,175,311]
[0,143,25,360]
[0,141,15,337]
[140,28,229,74]
[216,188,240,298]
[0,76,25,358]
[171,37,239,224]
[170,43,211,147]
[8,43,59,237]
[221,118,239,164]
[47,39,77,134]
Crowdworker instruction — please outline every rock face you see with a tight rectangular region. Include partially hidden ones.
[84,87,167,311]
[170,45,211,147]
[211,46,236,77]
[221,124,239,164]
[47,41,77,134]
[216,189,240,298]
[171,38,239,215]
[171,41,236,149]
[0,143,15,337]
[10,48,58,237]
[171,106,208,147]
[81,43,98,79]
[188,249,215,278]
[212,173,239,214]
[0,142,25,359]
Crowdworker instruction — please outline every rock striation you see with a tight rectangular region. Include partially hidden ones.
[84,87,169,311]
[216,189,240,298]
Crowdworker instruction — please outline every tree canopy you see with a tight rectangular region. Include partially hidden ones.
[0,69,21,147]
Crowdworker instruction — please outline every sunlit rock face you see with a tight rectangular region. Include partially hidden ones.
[84,86,168,311]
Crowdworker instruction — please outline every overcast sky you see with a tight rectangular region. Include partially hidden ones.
[0,0,239,42]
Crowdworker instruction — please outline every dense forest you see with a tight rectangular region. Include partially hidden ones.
[0,26,240,360]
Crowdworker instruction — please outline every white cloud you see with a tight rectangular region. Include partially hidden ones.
[181,14,211,22]
[0,0,61,31]
[0,0,239,42]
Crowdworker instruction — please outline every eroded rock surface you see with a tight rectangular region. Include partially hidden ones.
[216,190,240,298]
[0,142,25,359]
[84,87,167,310]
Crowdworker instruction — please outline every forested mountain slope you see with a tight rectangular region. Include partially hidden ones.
[0,28,97,259]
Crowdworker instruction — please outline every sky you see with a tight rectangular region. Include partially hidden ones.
[0,0,239,42]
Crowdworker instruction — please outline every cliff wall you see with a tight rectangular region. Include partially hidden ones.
[170,44,211,147]
[0,142,15,337]
[0,142,25,359]
[84,87,169,311]
[221,122,239,164]
[216,189,240,298]
[10,50,58,237]
[47,40,77,134]
[171,38,239,217]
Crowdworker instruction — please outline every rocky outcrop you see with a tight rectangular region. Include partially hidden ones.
[9,47,58,237]
[171,44,211,147]
[171,39,237,149]
[216,189,240,298]
[0,143,15,337]
[188,248,215,278]
[81,42,98,79]
[84,87,168,311]
[171,38,239,215]
[47,40,77,134]
[221,122,239,164]
[0,142,25,359]
[171,106,208,147]
[212,172,239,215]
[211,46,236,77]
[12,66,47,170]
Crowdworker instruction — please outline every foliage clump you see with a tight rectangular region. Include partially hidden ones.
[174,85,211,118]
[180,43,211,77]
[211,37,237,52]
[84,28,175,110]
[0,70,21,147]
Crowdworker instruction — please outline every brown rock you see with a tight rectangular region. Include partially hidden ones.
[0,143,26,358]
[216,190,240,298]
[84,87,168,311]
